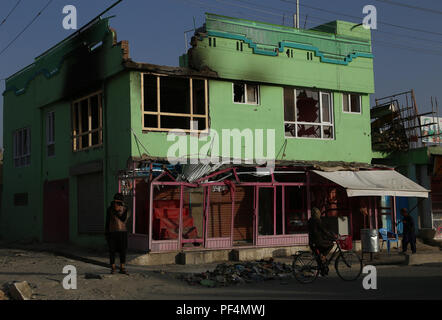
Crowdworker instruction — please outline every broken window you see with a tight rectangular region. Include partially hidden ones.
[142,74,208,132]
[343,93,361,113]
[233,83,259,105]
[284,88,334,139]
[72,91,103,151]
[46,111,55,157]
[13,127,31,168]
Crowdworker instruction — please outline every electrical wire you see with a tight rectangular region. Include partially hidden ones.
[375,0,442,16]
[0,0,53,57]
[0,0,22,28]
[234,0,442,47]
[281,0,442,37]
[179,0,442,57]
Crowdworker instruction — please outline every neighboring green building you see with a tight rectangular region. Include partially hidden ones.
[5,13,417,253]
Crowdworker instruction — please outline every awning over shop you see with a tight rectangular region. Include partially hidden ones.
[312,170,429,198]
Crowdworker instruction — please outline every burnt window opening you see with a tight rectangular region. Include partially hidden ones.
[142,74,209,132]
[13,127,31,168]
[72,91,103,151]
[46,111,55,158]
[307,52,313,60]
[233,83,259,105]
[343,93,361,113]
[284,88,334,139]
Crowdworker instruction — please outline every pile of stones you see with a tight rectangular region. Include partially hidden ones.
[180,258,294,287]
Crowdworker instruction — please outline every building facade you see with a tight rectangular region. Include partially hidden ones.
[1,14,428,252]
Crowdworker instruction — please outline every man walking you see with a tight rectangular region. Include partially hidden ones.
[400,208,416,254]
[105,193,130,274]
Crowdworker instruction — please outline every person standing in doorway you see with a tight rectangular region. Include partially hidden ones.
[400,208,416,254]
[105,193,130,274]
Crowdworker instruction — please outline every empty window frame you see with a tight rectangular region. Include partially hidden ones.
[343,93,361,113]
[284,88,334,139]
[46,111,55,157]
[233,82,259,105]
[142,74,209,132]
[13,127,31,168]
[72,91,103,151]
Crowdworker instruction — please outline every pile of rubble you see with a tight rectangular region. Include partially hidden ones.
[180,259,294,287]
[1,281,34,300]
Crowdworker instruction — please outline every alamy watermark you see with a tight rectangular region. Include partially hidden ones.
[62,265,77,290]
[363,5,377,30]
[62,5,77,30]
[362,265,377,290]
[166,122,276,170]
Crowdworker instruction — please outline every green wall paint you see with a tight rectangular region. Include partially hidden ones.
[130,76,372,163]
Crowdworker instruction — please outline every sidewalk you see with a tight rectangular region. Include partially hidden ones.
[1,238,441,275]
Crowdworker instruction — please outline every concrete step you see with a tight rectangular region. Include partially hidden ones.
[128,245,310,266]
[406,253,442,265]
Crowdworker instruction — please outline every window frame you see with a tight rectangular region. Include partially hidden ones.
[13,127,31,168]
[71,91,103,152]
[342,93,362,114]
[284,88,335,140]
[46,111,55,158]
[232,82,260,105]
[141,73,209,133]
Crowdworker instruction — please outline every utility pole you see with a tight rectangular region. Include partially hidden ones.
[293,0,300,28]
[297,0,300,28]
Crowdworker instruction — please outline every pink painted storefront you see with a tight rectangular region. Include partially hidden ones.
[119,162,428,253]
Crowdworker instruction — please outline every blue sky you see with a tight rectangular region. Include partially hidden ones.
[1,0,442,149]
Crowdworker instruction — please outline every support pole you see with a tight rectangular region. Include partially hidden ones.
[306,171,311,219]
[148,182,153,252]
[179,185,184,249]
[393,196,397,234]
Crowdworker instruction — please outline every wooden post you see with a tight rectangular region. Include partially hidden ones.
[282,186,286,235]
[148,182,154,252]
[273,186,277,235]
[306,171,311,219]
[179,186,184,249]
[230,187,235,247]
[349,197,353,237]
[375,197,378,230]
[369,197,373,229]
[393,196,397,234]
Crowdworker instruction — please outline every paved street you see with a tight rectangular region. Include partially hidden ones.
[0,247,441,300]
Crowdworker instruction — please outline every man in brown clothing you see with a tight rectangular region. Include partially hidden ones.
[105,193,130,274]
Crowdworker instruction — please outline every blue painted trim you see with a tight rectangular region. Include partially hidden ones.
[206,30,373,65]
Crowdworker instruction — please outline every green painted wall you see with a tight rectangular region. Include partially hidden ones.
[130,75,372,163]
[184,13,374,94]
[1,19,131,247]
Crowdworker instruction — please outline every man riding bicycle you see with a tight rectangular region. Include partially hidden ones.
[308,207,336,276]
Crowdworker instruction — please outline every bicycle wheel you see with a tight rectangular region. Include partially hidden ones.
[335,251,362,281]
[292,252,320,284]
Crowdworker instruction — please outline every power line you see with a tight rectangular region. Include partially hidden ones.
[281,0,442,37]
[0,0,53,57]
[0,0,22,28]
[375,0,442,15]
[234,0,442,46]
[181,0,442,57]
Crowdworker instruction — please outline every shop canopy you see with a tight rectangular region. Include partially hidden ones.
[312,170,429,198]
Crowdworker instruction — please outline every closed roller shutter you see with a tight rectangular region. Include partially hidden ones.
[233,186,254,242]
[208,189,232,238]
[77,172,104,233]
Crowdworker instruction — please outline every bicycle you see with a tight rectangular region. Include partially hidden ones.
[292,235,362,284]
